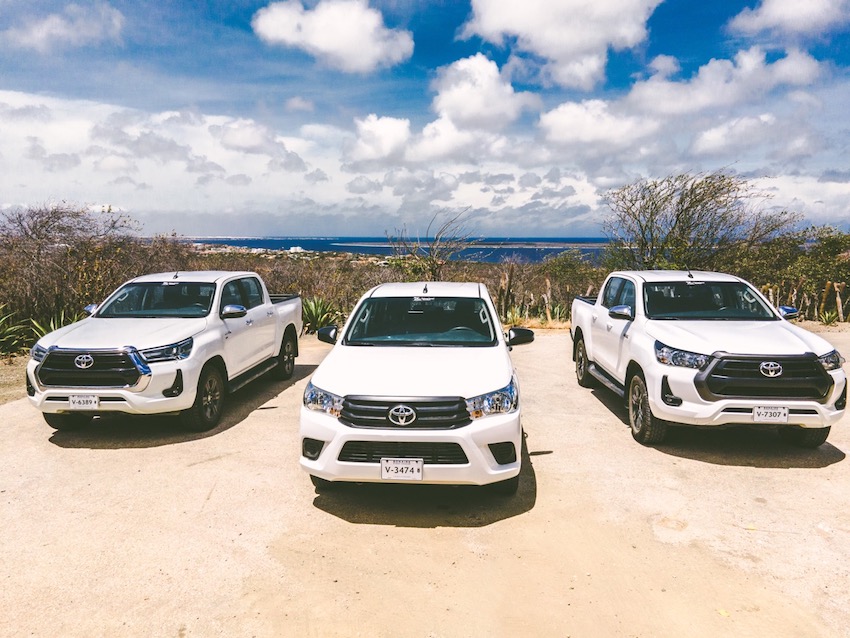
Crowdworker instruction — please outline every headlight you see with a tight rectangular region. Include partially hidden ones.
[819,350,846,371]
[655,341,710,370]
[31,343,48,362]
[140,337,193,362]
[303,381,343,417]
[466,378,518,419]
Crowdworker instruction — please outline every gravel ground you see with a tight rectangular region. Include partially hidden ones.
[1,325,848,637]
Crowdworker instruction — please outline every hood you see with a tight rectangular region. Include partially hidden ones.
[311,344,515,398]
[37,317,207,350]
[645,319,836,357]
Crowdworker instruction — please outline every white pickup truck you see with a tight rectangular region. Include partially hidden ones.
[570,270,846,447]
[299,281,534,495]
[27,271,302,432]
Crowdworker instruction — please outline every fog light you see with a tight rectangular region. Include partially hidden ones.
[661,376,683,407]
[302,438,325,460]
[162,370,183,398]
[26,372,35,397]
[837,383,847,410]
[488,442,517,465]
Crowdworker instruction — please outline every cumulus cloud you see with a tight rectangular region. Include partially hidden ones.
[345,114,411,162]
[1,2,124,53]
[690,114,778,156]
[346,175,382,194]
[627,47,821,115]
[252,0,413,73]
[462,0,662,89]
[285,96,314,112]
[539,99,659,150]
[729,0,850,38]
[431,54,539,129]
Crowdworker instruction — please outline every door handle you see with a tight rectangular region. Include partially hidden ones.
[246,319,254,326]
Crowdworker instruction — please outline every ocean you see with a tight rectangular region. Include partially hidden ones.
[191,236,608,263]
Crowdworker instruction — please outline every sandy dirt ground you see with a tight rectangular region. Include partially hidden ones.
[1,326,849,637]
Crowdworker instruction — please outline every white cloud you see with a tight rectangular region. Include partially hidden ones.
[346,175,382,194]
[462,0,662,89]
[729,0,850,38]
[539,99,659,149]
[431,54,539,130]
[345,114,411,162]
[252,0,413,73]
[1,2,124,53]
[628,47,821,115]
[285,97,315,112]
[690,114,777,156]
[407,116,477,162]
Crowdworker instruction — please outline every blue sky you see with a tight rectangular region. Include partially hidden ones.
[1,0,849,237]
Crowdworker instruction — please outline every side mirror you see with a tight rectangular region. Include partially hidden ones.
[779,305,799,320]
[609,305,634,321]
[221,304,248,319]
[84,304,98,316]
[507,327,534,346]
[317,326,338,345]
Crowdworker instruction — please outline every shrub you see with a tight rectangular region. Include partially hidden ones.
[0,305,27,354]
[302,297,341,333]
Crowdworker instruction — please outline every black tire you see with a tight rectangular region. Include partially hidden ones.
[182,365,225,432]
[489,474,520,496]
[310,474,337,492]
[779,426,831,448]
[272,332,296,380]
[628,373,668,444]
[574,336,595,388]
[43,412,91,431]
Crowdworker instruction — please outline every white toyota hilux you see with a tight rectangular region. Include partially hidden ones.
[299,281,534,495]
[571,270,846,447]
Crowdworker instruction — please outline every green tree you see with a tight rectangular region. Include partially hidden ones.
[602,171,802,271]
[387,210,478,281]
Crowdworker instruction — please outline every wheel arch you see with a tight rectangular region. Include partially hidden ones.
[202,355,229,392]
[284,323,299,356]
[571,327,584,361]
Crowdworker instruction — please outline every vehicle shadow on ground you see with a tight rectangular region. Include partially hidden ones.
[48,364,316,450]
[310,435,538,528]
[589,386,845,469]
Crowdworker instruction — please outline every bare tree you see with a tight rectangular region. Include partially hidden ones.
[387,210,478,281]
[602,171,802,270]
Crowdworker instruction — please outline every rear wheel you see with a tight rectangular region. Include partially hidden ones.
[43,413,91,431]
[628,373,668,444]
[272,332,296,380]
[779,426,830,448]
[574,336,594,388]
[182,365,225,432]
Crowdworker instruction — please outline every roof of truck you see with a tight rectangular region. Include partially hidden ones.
[614,270,743,283]
[366,281,485,298]
[130,271,257,284]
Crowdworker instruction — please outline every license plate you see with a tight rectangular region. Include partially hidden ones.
[69,395,99,410]
[381,458,423,481]
[753,406,788,423]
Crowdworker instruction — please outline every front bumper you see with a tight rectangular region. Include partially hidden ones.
[648,365,846,428]
[299,406,522,486]
[26,357,203,416]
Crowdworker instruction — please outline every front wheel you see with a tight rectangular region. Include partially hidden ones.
[272,332,296,380]
[43,412,92,431]
[574,336,595,388]
[182,365,225,432]
[628,373,668,444]
[779,426,830,448]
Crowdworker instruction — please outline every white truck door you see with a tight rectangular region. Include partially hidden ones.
[591,276,635,379]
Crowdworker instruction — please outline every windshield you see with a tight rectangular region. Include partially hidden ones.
[97,282,216,318]
[344,296,498,346]
[644,281,777,320]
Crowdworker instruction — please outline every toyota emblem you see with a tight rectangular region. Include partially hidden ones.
[388,404,416,426]
[74,354,95,369]
[759,361,783,378]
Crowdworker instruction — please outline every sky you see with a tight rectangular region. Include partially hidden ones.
[1,0,849,238]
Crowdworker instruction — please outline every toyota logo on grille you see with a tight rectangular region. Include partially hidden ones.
[74,354,95,369]
[388,404,416,426]
[759,361,783,378]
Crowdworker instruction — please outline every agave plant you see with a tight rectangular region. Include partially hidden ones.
[0,304,27,355]
[302,297,340,334]
[819,309,839,326]
[31,309,87,340]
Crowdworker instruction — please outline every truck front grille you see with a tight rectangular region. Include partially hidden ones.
[340,396,471,429]
[338,441,469,465]
[37,350,142,388]
[696,355,832,401]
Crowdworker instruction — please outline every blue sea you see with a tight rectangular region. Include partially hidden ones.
[190,236,608,263]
